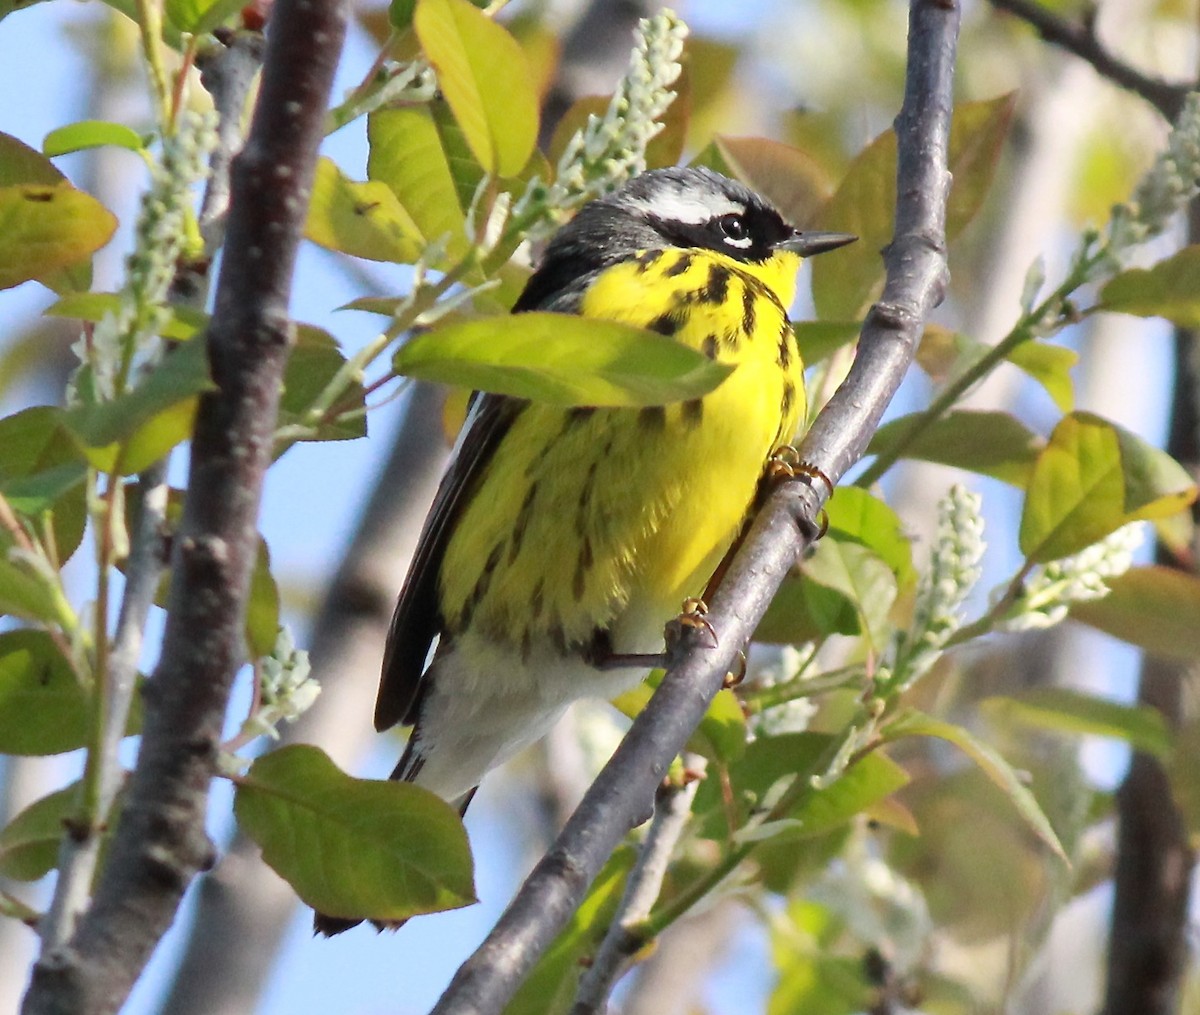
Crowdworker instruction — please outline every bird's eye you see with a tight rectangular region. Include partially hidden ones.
[717,214,750,245]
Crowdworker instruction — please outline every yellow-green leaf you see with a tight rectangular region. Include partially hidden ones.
[414,0,538,176]
[234,745,475,922]
[1100,245,1200,328]
[1008,340,1077,413]
[368,107,467,261]
[43,120,148,157]
[394,312,733,407]
[1019,412,1196,563]
[0,183,116,291]
[305,157,423,264]
[63,337,212,474]
[826,486,915,590]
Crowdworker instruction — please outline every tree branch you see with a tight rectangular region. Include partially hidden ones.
[987,0,1189,121]
[20,4,347,1013]
[426,0,958,1011]
[570,758,704,1015]
[37,30,264,958]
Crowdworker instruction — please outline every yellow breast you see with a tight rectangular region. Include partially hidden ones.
[439,246,806,657]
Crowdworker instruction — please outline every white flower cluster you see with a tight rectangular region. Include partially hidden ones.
[330,61,437,131]
[752,645,820,737]
[514,9,687,238]
[71,109,218,403]
[889,485,985,688]
[1106,91,1200,258]
[242,626,320,741]
[1000,523,1144,632]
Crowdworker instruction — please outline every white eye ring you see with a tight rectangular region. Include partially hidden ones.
[717,214,753,248]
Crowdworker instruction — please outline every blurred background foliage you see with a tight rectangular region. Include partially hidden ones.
[0,0,1198,1013]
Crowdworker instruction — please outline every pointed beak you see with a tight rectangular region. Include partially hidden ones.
[775,231,857,257]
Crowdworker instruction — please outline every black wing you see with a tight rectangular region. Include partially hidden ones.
[374,250,596,732]
[373,393,523,731]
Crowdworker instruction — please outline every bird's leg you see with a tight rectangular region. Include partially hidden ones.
[583,598,721,673]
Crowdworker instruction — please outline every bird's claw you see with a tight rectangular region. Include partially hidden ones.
[766,446,832,538]
[665,596,719,651]
[723,650,747,689]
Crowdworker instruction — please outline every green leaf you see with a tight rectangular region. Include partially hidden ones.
[0,183,117,291]
[1019,412,1196,562]
[791,320,861,366]
[394,313,733,407]
[414,0,538,177]
[769,903,872,1015]
[613,676,747,764]
[981,688,1172,759]
[43,121,148,157]
[1070,565,1200,662]
[0,406,88,561]
[0,783,76,880]
[1008,340,1077,413]
[813,95,1015,320]
[45,291,207,340]
[64,337,211,473]
[1100,245,1200,328]
[277,324,367,443]
[234,745,476,922]
[305,157,424,264]
[1,462,87,516]
[0,631,89,754]
[694,733,908,842]
[0,558,67,626]
[884,710,1067,860]
[826,486,915,589]
[800,536,897,651]
[869,409,1044,487]
[503,847,635,1015]
[164,0,243,33]
[246,541,281,660]
[755,572,861,643]
[368,107,467,262]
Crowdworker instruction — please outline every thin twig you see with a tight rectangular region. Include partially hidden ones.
[20,0,347,1010]
[570,760,705,1015]
[427,0,958,1010]
[988,0,1189,121]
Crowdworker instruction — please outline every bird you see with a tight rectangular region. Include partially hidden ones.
[313,166,854,935]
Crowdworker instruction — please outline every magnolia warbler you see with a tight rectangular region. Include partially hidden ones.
[315,167,853,935]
